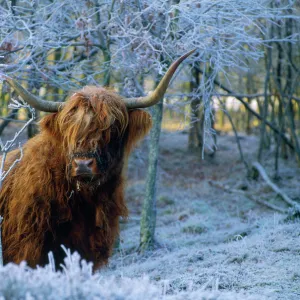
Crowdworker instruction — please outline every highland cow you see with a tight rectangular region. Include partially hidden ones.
[0,50,194,270]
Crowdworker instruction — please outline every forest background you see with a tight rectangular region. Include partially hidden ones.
[0,0,300,299]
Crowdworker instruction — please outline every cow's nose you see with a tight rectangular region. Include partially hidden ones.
[73,158,95,177]
[74,158,93,168]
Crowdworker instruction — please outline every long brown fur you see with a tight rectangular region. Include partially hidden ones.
[0,86,152,270]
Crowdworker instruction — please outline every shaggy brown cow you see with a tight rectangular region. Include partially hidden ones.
[0,50,194,270]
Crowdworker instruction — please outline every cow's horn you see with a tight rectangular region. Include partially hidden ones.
[123,49,196,109]
[4,76,64,112]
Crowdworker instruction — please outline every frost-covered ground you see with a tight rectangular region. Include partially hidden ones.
[106,131,300,299]
[1,130,300,299]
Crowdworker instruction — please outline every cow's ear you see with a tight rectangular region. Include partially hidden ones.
[125,109,152,155]
[39,113,59,136]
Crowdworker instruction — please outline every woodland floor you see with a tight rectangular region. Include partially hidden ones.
[1,124,300,299]
[104,129,300,300]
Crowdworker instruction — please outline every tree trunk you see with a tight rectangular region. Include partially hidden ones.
[245,72,255,135]
[27,111,39,139]
[188,65,203,151]
[27,69,39,139]
[139,99,163,252]
[258,23,273,161]
[274,23,284,176]
[284,16,300,165]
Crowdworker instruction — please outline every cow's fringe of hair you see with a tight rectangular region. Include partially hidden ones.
[57,86,129,154]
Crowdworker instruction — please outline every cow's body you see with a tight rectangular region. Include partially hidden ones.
[0,87,152,270]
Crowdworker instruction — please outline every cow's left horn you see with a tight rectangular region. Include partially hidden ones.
[4,76,64,112]
[123,49,196,109]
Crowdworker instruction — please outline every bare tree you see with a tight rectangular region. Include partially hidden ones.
[139,99,163,251]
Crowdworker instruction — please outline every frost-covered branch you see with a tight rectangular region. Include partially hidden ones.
[0,98,35,189]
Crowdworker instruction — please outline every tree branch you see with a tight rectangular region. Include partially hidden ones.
[251,162,299,208]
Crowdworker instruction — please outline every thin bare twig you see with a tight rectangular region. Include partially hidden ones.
[0,99,35,189]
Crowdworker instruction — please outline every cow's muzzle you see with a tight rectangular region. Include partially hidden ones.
[73,158,95,178]
[70,152,100,181]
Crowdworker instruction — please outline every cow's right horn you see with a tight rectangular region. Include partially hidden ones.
[123,49,196,109]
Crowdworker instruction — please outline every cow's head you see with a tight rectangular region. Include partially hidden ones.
[39,87,152,187]
[4,50,194,187]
